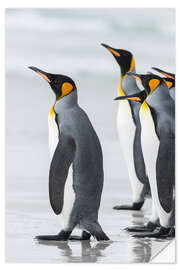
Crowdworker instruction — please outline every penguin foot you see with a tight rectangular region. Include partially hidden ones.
[132,226,172,238]
[69,231,91,241]
[113,201,144,211]
[93,231,110,241]
[125,222,157,232]
[35,230,72,241]
[168,227,175,237]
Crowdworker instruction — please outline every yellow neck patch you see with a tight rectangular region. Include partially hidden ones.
[149,79,160,94]
[129,56,135,73]
[165,81,173,90]
[141,101,149,111]
[49,103,56,118]
[118,77,125,96]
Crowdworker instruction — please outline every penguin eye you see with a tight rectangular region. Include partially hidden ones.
[54,79,58,84]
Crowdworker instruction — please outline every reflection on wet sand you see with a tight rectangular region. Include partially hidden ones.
[132,239,152,263]
[37,240,112,263]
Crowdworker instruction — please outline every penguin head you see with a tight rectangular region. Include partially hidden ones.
[151,67,175,89]
[114,72,164,103]
[101,43,135,76]
[114,89,147,104]
[151,67,175,80]
[28,66,76,101]
[126,72,164,96]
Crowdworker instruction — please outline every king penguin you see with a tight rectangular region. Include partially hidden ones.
[29,66,109,241]
[151,67,175,100]
[101,44,150,210]
[115,73,175,238]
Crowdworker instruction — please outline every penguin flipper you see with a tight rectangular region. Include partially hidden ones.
[156,134,174,214]
[49,134,75,215]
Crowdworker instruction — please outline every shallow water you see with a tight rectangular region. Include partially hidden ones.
[6,8,175,263]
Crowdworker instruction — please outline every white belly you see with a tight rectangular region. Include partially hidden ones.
[48,114,59,159]
[117,101,144,202]
[140,106,172,227]
[48,113,75,229]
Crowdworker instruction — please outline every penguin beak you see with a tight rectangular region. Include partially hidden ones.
[28,66,51,83]
[114,90,147,103]
[151,67,175,80]
[101,43,120,57]
[114,95,141,102]
[127,72,142,83]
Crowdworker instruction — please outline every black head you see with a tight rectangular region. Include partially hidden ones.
[151,67,175,80]
[28,66,76,101]
[127,72,164,95]
[101,43,135,76]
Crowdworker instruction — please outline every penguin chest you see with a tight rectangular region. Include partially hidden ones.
[139,104,159,165]
[117,100,136,148]
[139,105,160,200]
[48,112,59,159]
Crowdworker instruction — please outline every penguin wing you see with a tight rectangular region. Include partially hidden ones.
[156,134,175,213]
[49,133,75,215]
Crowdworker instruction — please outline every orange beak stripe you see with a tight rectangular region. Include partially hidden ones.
[132,75,142,83]
[161,72,174,80]
[127,97,141,101]
[37,72,51,83]
[108,48,120,57]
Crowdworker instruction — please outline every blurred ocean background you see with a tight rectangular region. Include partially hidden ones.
[6,8,175,263]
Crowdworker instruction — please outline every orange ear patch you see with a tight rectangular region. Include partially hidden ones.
[165,81,173,89]
[61,82,73,97]
[132,75,142,83]
[108,48,120,57]
[37,72,51,83]
[149,79,160,93]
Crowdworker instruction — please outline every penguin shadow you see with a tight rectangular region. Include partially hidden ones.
[36,239,112,263]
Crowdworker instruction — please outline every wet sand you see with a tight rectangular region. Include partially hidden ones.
[6,175,172,263]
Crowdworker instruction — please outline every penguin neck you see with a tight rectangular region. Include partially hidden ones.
[118,67,138,96]
[54,90,78,114]
[146,82,171,108]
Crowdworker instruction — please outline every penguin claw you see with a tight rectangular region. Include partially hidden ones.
[113,201,144,211]
[132,226,173,239]
[125,222,157,232]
